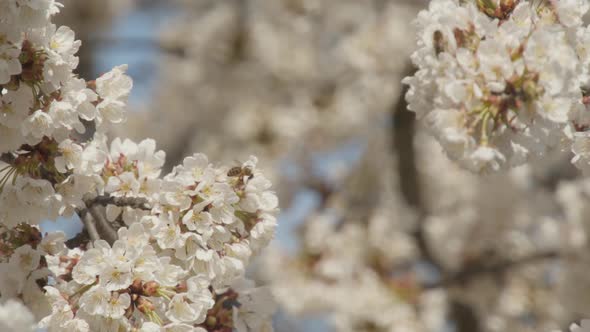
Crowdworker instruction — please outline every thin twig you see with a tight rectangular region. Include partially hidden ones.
[423,251,560,289]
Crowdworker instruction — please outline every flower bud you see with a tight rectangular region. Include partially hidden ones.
[136,297,155,314]
[129,279,143,294]
[141,281,160,297]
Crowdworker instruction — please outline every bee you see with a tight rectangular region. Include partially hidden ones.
[227,166,242,177]
[433,30,446,56]
[227,165,254,179]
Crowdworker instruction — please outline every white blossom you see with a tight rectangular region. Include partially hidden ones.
[404,0,590,172]
[0,300,35,332]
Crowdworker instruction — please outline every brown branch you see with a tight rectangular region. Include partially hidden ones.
[0,153,15,165]
[80,210,100,243]
[391,63,481,332]
[162,124,200,172]
[450,300,481,332]
[85,202,118,245]
[392,76,420,209]
[67,195,151,248]
[64,230,90,249]
[422,251,560,332]
[392,64,446,273]
[423,251,559,289]
[88,195,151,211]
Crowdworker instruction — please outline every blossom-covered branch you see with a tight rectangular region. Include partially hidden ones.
[0,1,279,331]
[404,0,590,173]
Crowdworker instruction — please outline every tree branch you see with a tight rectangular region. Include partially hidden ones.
[423,251,560,289]
[391,64,481,332]
[85,203,118,245]
[88,195,151,211]
[80,210,100,243]
[392,64,445,273]
[67,195,151,248]
[450,300,481,332]
[65,229,90,249]
[0,153,15,165]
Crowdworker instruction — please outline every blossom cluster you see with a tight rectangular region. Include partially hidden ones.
[0,1,279,331]
[0,0,133,227]
[404,0,590,172]
[37,142,277,331]
[0,144,278,330]
[0,1,130,150]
